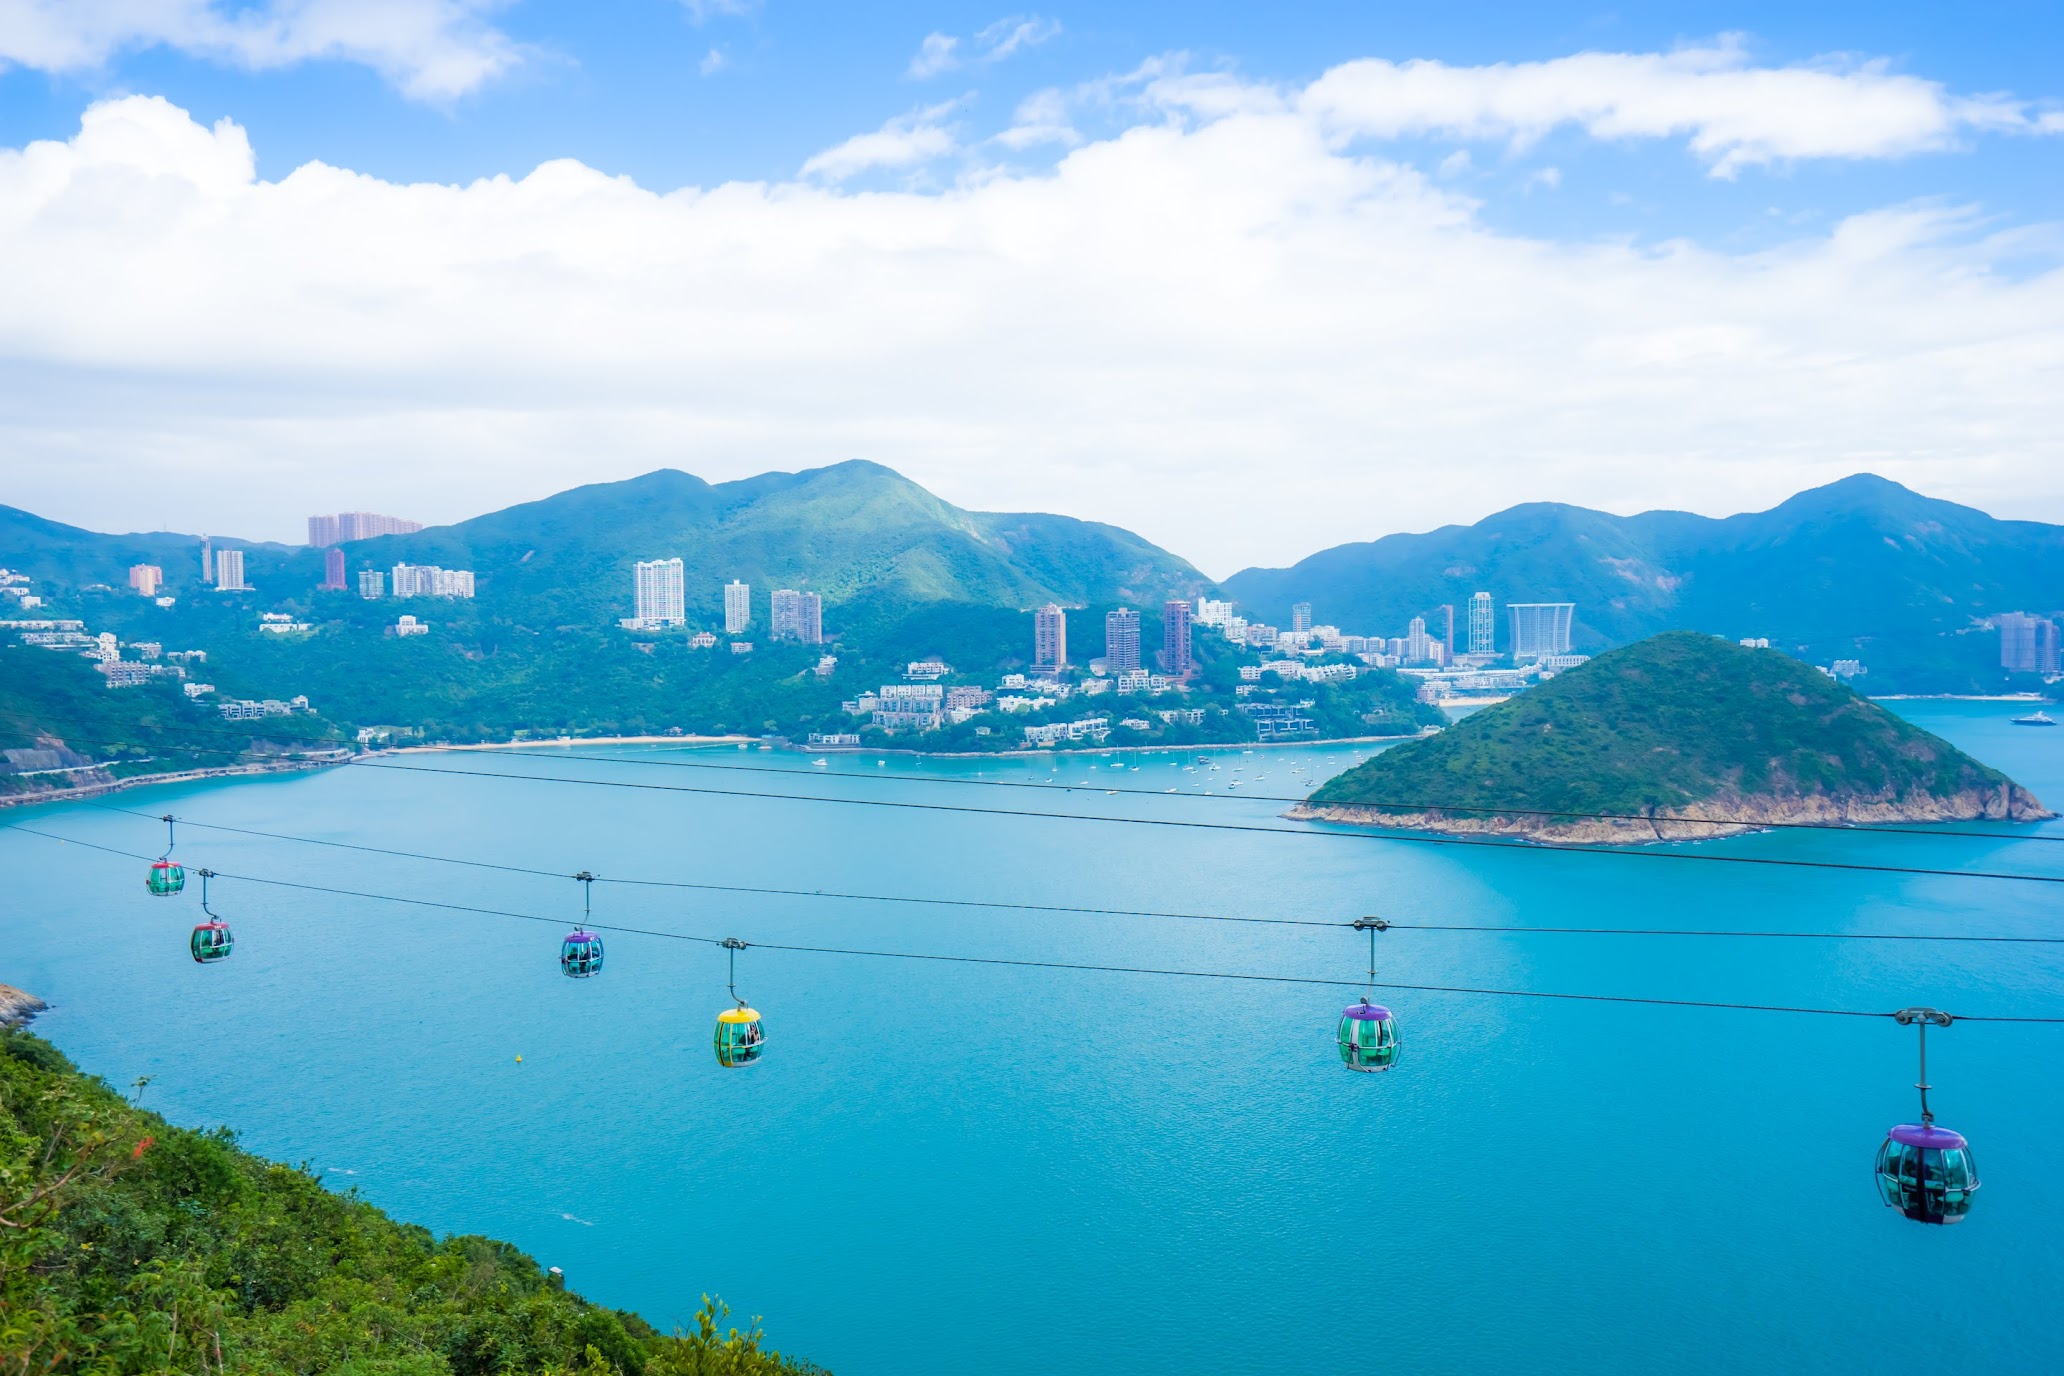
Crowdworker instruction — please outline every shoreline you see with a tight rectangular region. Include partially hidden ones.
[794,732,1429,761]
[389,733,756,754]
[0,983,46,1027]
[0,757,349,810]
[1870,693,2047,702]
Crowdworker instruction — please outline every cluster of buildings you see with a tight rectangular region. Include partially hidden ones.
[307,511,423,546]
[1999,612,2061,675]
[359,563,475,599]
[1032,601,1194,677]
[624,564,825,643]
[1,569,44,611]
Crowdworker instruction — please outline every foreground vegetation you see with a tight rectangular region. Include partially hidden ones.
[0,1028,824,1374]
[1307,631,2048,833]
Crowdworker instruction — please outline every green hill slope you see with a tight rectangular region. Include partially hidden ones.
[0,1025,823,1374]
[1222,474,2064,693]
[1301,632,2050,841]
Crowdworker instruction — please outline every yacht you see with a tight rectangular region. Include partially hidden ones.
[2011,710,2056,727]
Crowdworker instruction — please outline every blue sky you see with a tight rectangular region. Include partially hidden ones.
[1,2,2060,571]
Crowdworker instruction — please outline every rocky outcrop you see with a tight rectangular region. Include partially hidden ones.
[1289,781,2054,844]
[0,983,46,1027]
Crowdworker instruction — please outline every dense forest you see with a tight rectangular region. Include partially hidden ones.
[0,1027,824,1374]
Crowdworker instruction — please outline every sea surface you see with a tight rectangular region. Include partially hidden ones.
[5,703,2064,1373]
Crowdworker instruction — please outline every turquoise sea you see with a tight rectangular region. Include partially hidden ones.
[5,701,2063,1373]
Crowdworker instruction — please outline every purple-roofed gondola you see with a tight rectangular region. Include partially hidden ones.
[1338,917,1401,1072]
[1875,1008,1979,1224]
[561,872,604,977]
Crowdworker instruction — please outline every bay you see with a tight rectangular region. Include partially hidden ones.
[4,702,2062,1373]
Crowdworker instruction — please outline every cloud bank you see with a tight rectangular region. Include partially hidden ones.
[0,0,520,100]
[1,53,2060,572]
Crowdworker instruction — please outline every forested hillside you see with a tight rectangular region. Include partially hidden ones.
[1303,632,2049,841]
[0,1027,824,1374]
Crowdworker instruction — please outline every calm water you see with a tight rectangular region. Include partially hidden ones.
[5,705,2064,1373]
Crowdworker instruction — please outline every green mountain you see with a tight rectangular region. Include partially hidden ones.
[1222,475,2064,692]
[1301,632,2050,841]
[0,1024,821,1374]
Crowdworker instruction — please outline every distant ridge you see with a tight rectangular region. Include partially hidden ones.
[1221,474,2064,691]
[1298,632,2051,843]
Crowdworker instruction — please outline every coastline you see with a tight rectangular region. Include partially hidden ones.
[1289,782,2056,845]
[0,982,45,1027]
[813,732,1429,761]
[0,757,350,810]
[389,733,756,754]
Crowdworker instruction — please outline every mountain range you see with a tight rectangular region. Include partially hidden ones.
[4,466,2062,694]
[1222,474,2064,689]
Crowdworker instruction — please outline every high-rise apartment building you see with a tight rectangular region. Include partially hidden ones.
[213,549,249,591]
[390,564,476,598]
[1468,592,1494,656]
[724,580,751,633]
[1162,599,1193,677]
[1291,602,1313,633]
[770,589,824,643]
[320,548,346,591]
[199,537,213,586]
[1405,616,1433,663]
[633,558,686,626]
[309,512,424,546]
[358,570,385,599]
[1438,604,1455,655]
[1034,603,1067,670]
[1507,603,1575,661]
[1104,607,1142,672]
[128,565,162,596]
[2000,612,2062,674]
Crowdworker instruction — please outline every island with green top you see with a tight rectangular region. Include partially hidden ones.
[1295,631,2051,842]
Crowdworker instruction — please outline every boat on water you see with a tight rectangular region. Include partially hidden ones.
[2012,711,2057,727]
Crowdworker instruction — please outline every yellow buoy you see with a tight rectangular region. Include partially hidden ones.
[515,1055,523,1063]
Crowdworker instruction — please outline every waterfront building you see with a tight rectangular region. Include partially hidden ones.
[1034,603,1067,670]
[1999,612,2061,674]
[1162,599,1193,678]
[213,549,249,591]
[1468,592,1494,656]
[1507,603,1575,661]
[1105,607,1142,672]
[128,565,162,596]
[724,580,751,633]
[358,569,385,599]
[770,589,824,643]
[320,548,346,591]
[1291,602,1312,634]
[634,558,687,626]
[873,683,944,732]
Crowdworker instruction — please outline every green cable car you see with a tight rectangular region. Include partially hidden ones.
[1337,916,1402,1072]
[147,814,185,896]
[189,869,232,964]
[714,938,765,1068]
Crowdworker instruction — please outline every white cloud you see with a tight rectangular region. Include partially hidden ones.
[1298,43,2060,177]
[910,12,1057,81]
[699,46,726,77]
[0,0,520,101]
[907,32,958,80]
[3,75,2062,572]
[799,102,959,180]
[679,0,755,22]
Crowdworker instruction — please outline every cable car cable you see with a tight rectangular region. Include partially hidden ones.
[479,746,2064,844]
[9,821,2064,1024]
[346,759,2064,887]
[68,806,2064,945]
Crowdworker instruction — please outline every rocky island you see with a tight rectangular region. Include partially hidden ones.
[1295,631,2051,842]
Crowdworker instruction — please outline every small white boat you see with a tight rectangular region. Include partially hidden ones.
[812,758,828,766]
[2012,711,2057,727]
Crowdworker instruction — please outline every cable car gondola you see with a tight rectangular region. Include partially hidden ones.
[1338,916,1400,1071]
[1875,1008,1979,1224]
[189,869,233,964]
[147,814,185,896]
[560,871,604,978]
[714,937,764,1068]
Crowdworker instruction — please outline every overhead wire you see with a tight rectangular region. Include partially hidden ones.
[345,758,2064,887]
[481,745,2064,844]
[76,802,2064,946]
[8,818,2064,1025]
